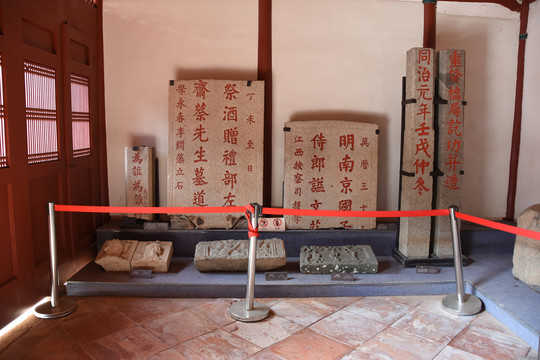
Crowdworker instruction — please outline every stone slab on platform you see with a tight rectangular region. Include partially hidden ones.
[194,238,286,272]
[283,120,378,230]
[131,241,173,273]
[167,80,264,229]
[299,245,378,274]
[125,146,155,221]
[512,204,540,286]
[95,239,138,272]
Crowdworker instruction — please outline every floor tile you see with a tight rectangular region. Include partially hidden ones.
[310,297,359,310]
[246,349,287,360]
[353,327,445,360]
[188,299,237,327]
[0,326,74,360]
[82,326,168,360]
[449,325,530,360]
[175,328,261,359]
[268,328,353,360]
[382,295,429,307]
[342,297,411,325]
[223,314,303,348]
[469,311,520,337]
[146,348,189,360]
[142,309,219,347]
[58,306,135,344]
[270,298,335,326]
[415,295,476,324]
[433,346,488,360]
[309,310,387,347]
[23,344,95,360]
[391,309,468,345]
[105,297,203,324]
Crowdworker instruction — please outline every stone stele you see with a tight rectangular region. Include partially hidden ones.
[95,239,138,272]
[125,146,155,221]
[194,239,286,272]
[131,241,174,273]
[300,245,378,274]
[512,204,540,286]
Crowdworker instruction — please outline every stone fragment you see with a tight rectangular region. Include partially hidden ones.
[300,245,378,274]
[398,48,435,259]
[168,80,264,229]
[125,146,155,221]
[95,239,138,272]
[131,241,173,273]
[433,49,466,258]
[283,120,378,230]
[512,204,540,286]
[194,239,286,272]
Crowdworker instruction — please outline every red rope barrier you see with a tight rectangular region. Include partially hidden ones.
[52,203,540,241]
[456,211,540,241]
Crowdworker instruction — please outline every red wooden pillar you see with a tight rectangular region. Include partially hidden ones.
[423,0,437,49]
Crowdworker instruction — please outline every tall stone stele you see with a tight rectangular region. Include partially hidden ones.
[433,49,466,258]
[168,80,264,229]
[512,204,540,286]
[398,48,435,259]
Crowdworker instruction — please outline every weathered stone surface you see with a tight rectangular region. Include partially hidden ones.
[434,49,466,258]
[125,146,155,221]
[168,80,264,229]
[300,245,378,274]
[131,241,173,273]
[283,120,378,230]
[398,48,435,259]
[194,239,286,272]
[512,204,540,286]
[95,239,138,272]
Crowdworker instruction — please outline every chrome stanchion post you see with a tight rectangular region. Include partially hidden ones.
[229,203,270,322]
[442,205,482,316]
[34,202,77,319]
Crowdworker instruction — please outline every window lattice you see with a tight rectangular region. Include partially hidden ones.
[0,55,6,168]
[71,74,91,157]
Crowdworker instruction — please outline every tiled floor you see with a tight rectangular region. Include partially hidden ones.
[1,295,537,360]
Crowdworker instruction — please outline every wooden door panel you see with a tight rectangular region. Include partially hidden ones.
[0,184,16,286]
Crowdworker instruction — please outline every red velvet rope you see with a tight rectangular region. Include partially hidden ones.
[52,204,540,241]
[245,204,260,238]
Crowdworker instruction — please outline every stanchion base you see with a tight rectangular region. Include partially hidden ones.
[442,293,482,316]
[230,301,270,322]
[34,299,77,319]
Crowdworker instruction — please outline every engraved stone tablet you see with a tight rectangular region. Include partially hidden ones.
[131,241,173,273]
[95,239,138,272]
[125,146,155,221]
[299,245,378,274]
[194,239,286,272]
[512,204,540,286]
[168,80,264,229]
[398,48,435,259]
[283,120,378,229]
[434,49,466,258]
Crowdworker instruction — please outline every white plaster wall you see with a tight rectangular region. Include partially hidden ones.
[103,0,258,207]
[437,2,520,219]
[103,0,530,219]
[273,0,423,211]
[516,0,540,217]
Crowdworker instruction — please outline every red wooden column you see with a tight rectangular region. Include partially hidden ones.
[258,0,273,206]
[423,0,437,49]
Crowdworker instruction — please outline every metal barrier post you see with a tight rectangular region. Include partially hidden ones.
[34,202,77,319]
[229,203,270,322]
[442,205,482,316]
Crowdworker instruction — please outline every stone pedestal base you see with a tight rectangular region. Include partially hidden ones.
[300,245,378,274]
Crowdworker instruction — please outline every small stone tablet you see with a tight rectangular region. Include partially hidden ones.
[95,239,138,272]
[194,238,286,272]
[300,245,378,274]
[131,241,173,273]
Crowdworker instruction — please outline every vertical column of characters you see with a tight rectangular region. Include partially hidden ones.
[129,149,147,206]
[444,50,464,192]
[291,130,305,226]
[337,132,355,228]
[221,83,240,207]
[191,80,211,207]
[243,89,259,203]
[412,49,434,197]
[173,83,187,203]
[308,131,327,229]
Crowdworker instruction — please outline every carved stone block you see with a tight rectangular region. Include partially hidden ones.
[125,146,155,221]
[95,239,138,272]
[512,204,540,286]
[194,239,286,272]
[300,245,378,274]
[131,241,173,273]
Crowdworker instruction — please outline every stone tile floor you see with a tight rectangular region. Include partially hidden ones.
[0,295,537,360]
